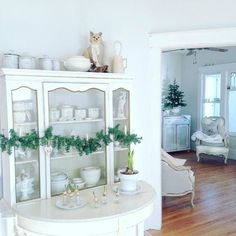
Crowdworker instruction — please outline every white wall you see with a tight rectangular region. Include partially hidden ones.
[2,0,236,230]
[161,53,183,91]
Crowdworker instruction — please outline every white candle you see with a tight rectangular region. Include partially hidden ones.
[86,133,89,141]
[124,125,127,135]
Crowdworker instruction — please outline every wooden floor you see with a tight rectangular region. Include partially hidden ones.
[149,151,236,236]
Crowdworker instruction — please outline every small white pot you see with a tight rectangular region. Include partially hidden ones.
[119,171,139,192]
[171,107,181,115]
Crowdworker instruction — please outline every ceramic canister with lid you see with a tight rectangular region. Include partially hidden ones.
[3,53,19,68]
[88,108,99,119]
[19,54,36,69]
[74,108,87,120]
[38,55,53,70]
[49,107,60,121]
[61,105,73,120]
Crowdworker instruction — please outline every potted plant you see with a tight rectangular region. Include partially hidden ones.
[109,125,142,192]
[163,79,186,114]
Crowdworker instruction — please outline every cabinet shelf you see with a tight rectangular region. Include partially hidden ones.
[114,147,129,152]
[15,159,38,165]
[50,118,104,125]
[14,122,37,126]
[51,150,105,160]
[113,117,128,121]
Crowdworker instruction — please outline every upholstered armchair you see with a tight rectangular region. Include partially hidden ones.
[192,116,229,164]
[161,149,195,207]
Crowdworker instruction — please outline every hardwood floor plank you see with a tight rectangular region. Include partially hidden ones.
[148,151,236,236]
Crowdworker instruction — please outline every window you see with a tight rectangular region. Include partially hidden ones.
[228,72,236,133]
[199,63,236,135]
[202,73,221,117]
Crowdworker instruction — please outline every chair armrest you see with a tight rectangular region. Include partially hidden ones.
[195,138,201,146]
[162,159,191,171]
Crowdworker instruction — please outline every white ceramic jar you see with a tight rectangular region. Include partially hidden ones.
[49,107,60,121]
[74,108,87,120]
[52,59,61,71]
[19,54,36,69]
[61,105,73,121]
[88,108,99,119]
[38,55,53,70]
[3,53,19,68]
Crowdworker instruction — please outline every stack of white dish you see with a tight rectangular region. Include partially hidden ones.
[51,172,68,194]
[64,56,91,72]
[72,177,85,190]
[80,166,101,187]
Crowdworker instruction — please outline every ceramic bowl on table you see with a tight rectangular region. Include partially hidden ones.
[80,166,101,187]
[64,56,91,72]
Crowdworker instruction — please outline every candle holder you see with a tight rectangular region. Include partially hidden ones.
[102,186,108,204]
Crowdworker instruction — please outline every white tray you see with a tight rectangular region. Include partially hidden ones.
[56,198,87,210]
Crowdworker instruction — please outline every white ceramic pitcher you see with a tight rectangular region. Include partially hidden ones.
[112,41,127,73]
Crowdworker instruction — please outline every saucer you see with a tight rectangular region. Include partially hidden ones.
[113,185,141,196]
[56,198,87,210]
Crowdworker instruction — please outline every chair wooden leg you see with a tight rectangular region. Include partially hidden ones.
[224,154,228,165]
[196,152,200,162]
[191,191,195,208]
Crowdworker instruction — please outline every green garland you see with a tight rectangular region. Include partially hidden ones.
[0,125,142,156]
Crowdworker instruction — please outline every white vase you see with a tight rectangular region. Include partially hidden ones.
[171,107,181,115]
[119,171,139,192]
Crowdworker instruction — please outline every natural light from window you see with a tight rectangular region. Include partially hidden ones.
[203,74,221,117]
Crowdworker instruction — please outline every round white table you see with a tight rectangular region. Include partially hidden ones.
[14,181,156,236]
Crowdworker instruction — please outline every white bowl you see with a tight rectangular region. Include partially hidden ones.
[51,178,68,194]
[51,172,67,182]
[80,166,101,187]
[64,56,91,72]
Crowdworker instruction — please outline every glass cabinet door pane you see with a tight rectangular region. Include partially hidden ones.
[48,88,106,196]
[113,88,130,183]
[12,87,40,202]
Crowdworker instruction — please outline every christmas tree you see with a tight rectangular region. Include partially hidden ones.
[163,79,187,109]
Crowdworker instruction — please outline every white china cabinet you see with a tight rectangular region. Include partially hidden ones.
[0,69,133,205]
[162,115,191,152]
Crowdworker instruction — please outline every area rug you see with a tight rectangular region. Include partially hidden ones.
[144,231,153,236]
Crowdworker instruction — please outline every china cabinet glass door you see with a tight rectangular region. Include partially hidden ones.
[45,84,107,196]
[113,88,130,183]
[12,87,40,202]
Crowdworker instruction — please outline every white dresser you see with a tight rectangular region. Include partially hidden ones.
[162,115,191,152]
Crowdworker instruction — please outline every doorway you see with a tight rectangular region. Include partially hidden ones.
[149,27,236,229]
